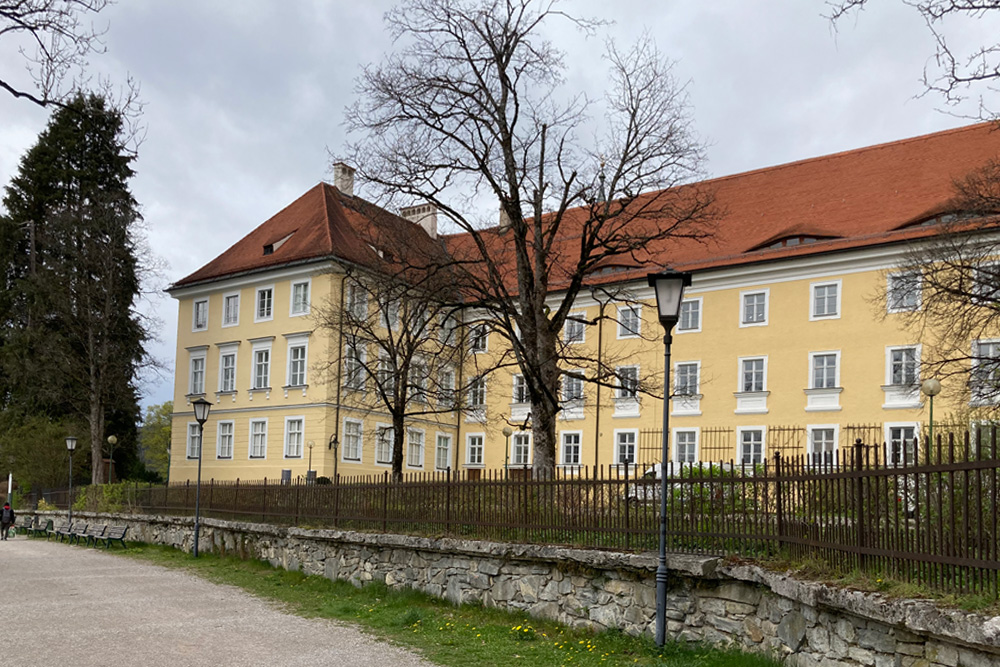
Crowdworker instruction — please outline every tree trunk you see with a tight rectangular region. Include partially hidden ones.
[392,411,406,483]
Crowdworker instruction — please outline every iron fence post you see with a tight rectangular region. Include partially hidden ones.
[854,439,866,568]
[774,451,784,555]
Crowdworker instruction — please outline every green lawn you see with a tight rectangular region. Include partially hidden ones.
[121,544,781,667]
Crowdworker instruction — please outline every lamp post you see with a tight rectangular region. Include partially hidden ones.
[65,436,77,524]
[329,433,339,482]
[922,378,942,454]
[307,440,314,473]
[191,397,212,557]
[106,434,117,483]
[647,269,692,647]
[502,426,512,480]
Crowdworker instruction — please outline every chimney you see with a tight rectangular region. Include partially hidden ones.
[332,162,355,196]
[401,203,438,238]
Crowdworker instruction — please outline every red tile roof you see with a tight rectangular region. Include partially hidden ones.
[172,123,1000,292]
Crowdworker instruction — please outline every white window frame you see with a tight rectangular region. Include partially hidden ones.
[564,312,587,344]
[342,419,363,462]
[290,278,311,316]
[617,304,641,339]
[972,339,1000,406]
[809,350,841,389]
[222,291,240,327]
[810,280,842,321]
[674,361,700,396]
[512,374,529,404]
[677,297,702,334]
[807,424,839,467]
[465,433,485,467]
[346,280,368,320]
[887,271,921,313]
[435,433,452,471]
[186,422,201,459]
[248,418,268,459]
[343,340,367,391]
[407,428,425,469]
[737,426,766,465]
[885,345,920,386]
[672,427,700,464]
[251,340,273,390]
[616,365,640,399]
[738,356,767,393]
[560,430,582,467]
[974,262,1000,304]
[739,289,769,327]
[285,334,309,387]
[284,416,305,459]
[614,429,638,465]
[217,344,238,393]
[562,370,585,403]
[375,424,393,467]
[255,285,274,322]
[192,298,209,332]
[510,432,532,467]
[188,350,207,396]
[467,375,486,408]
[216,420,234,460]
[884,422,919,466]
[469,323,489,353]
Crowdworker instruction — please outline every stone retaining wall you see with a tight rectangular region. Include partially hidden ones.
[49,512,1000,666]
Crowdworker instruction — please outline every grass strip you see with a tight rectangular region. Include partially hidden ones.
[121,543,780,667]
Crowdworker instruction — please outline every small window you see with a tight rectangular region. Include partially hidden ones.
[678,299,701,332]
[739,429,764,464]
[186,423,201,459]
[674,429,698,463]
[284,418,304,458]
[675,362,699,396]
[469,323,488,352]
[886,424,918,465]
[466,434,484,466]
[809,427,836,466]
[435,434,452,471]
[561,432,582,466]
[810,353,839,389]
[255,287,274,321]
[616,366,639,399]
[287,344,307,386]
[618,305,641,338]
[219,350,237,393]
[253,347,271,389]
[468,376,486,407]
[887,272,921,312]
[222,293,240,326]
[564,314,586,344]
[189,355,206,395]
[343,420,362,461]
[615,430,636,465]
[407,429,425,468]
[217,421,234,459]
[376,426,394,465]
[974,262,1000,304]
[344,342,366,391]
[193,299,208,331]
[888,346,919,386]
[346,282,368,319]
[408,360,429,403]
[513,374,529,404]
[741,291,768,326]
[249,419,267,459]
[511,432,531,466]
[972,340,1000,404]
[811,281,840,320]
[562,371,584,402]
[291,280,310,315]
[740,357,766,393]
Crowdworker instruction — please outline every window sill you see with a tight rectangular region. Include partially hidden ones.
[282,384,309,398]
[185,393,207,404]
[247,387,272,401]
[804,387,842,412]
[215,390,237,404]
[734,391,769,414]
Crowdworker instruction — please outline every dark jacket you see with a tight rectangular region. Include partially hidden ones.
[1,506,14,525]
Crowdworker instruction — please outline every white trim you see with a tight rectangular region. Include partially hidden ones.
[564,311,587,344]
[342,418,364,463]
[887,270,922,313]
[509,431,532,467]
[808,350,841,389]
[217,343,239,394]
[559,430,584,467]
[254,285,275,323]
[671,426,700,464]
[738,288,769,327]
[221,291,241,327]
[283,415,305,459]
[192,297,209,332]
[616,304,642,339]
[289,277,312,317]
[737,355,768,392]
[248,418,268,460]
[883,421,920,465]
[250,339,273,392]
[216,420,235,460]
[672,360,702,416]
[285,334,310,388]
[971,338,1000,406]
[806,424,839,466]
[677,297,702,334]
[613,428,639,465]
[465,432,485,467]
[169,262,328,299]
[736,425,767,465]
[186,422,202,459]
[406,427,426,469]
[434,432,453,471]
[809,279,842,321]
[188,349,208,396]
[374,423,394,468]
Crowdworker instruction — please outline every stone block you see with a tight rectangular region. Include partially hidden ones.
[956,649,998,667]
[478,560,501,576]
[806,626,830,653]
[924,642,958,667]
[898,643,925,657]
[859,628,897,653]
[835,618,858,643]
[726,601,757,616]
[778,611,808,651]
[847,646,876,665]
[745,618,765,643]
[707,614,744,636]
[900,658,930,667]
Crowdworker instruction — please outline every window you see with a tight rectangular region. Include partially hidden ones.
[193,299,208,331]
[408,359,428,403]
[886,424,917,465]
[811,353,839,389]
[468,376,486,408]
[287,343,307,386]
[435,434,452,470]
[469,323,488,352]
[741,357,766,392]
[217,421,234,459]
[290,280,310,315]
[741,290,768,326]
[564,314,586,344]
[189,354,206,395]
[407,429,425,467]
[222,292,240,326]
[562,372,584,402]
[255,286,273,321]
[284,418,304,458]
[376,426,393,465]
[466,434,484,466]
[888,346,919,386]
[440,315,459,345]
[811,281,840,319]
[513,374,529,404]
[739,428,764,464]
[253,347,271,389]
[618,305,641,338]
[249,419,267,459]
[675,362,699,396]
[678,298,701,332]
[381,298,400,331]
[438,367,456,407]
[973,340,1000,404]
[186,423,201,459]
[343,420,362,461]
[674,429,698,463]
[511,432,531,466]
[616,366,639,399]
[809,427,836,466]
[887,271,921,312]
[344,341,366,391]
[346,282,367,319]
[615,430,636,465]
[219,350,237,393]
[974,262,1000,303]
[561,432,581,466]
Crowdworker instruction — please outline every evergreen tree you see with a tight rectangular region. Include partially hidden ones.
[0,92,147,484]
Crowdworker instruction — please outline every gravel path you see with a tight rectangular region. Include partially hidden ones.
[0,536,434,667]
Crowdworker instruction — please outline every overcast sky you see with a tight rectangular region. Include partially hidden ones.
[2,0,997,410]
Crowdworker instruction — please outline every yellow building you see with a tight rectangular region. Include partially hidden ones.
[169,124,1000,482]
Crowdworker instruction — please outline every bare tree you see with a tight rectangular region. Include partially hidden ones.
[339,0,715,476]
[877,159,1000,409]
[827,1,1000,118]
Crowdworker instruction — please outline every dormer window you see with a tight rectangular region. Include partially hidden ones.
[263,231,296,256]
[765,235,824,250]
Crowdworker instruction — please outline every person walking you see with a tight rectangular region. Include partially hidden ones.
[1,502,14,540]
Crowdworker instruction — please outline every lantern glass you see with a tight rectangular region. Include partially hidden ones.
[647,271,692,325]
[192,397,212,425]
[65,436,77,452]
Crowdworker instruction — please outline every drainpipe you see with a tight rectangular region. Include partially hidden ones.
[331,270,347,476]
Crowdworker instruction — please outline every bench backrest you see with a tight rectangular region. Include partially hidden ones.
[85,525,105,537]
[70,523,88,535]
[106,526,127,539]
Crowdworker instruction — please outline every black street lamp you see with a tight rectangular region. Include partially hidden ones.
[191,397,212,557]
[922,378,942,452]
[65,436,77,524]
[502,426,512,480]
[107,434,117,483]
[647,269,692,647]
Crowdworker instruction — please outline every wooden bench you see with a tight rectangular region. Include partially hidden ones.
[30,518,53,538]
[51,521,73,541]
[83,524,106,546]
[14,514,34,536]
[96,525,128,549]
[67,523,89,545]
